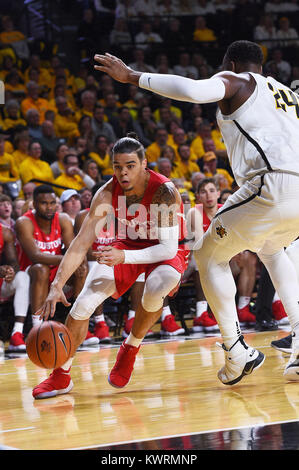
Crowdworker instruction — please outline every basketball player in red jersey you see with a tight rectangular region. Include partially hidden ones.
[15,185,87,330]
[32,135,189,399]
[0,224,30,351]
[187,178,221,333]
[188,178,257,331]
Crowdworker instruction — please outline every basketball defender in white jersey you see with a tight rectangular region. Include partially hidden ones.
[95,40,299,385]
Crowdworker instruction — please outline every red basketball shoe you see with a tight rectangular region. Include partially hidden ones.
[32,367,73,399]
[108,341,140,388]
[160,314,185,336]
[193,314,205,332]
[237,305,256,326]
[9,332,26,351]
[201,311,219,332]
[272,300,289,325]
[94,321,111,341]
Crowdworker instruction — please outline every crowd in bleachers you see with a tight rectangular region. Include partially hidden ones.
[0,0,298,350]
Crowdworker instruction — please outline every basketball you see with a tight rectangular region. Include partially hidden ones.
[25,321,74,369]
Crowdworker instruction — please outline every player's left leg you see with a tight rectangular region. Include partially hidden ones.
[7,271,30,351]
[108,264,181,388]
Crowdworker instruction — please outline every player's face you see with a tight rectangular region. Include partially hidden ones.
[198,183,219,209]
[34,193,57,220]
[113,152,147,192]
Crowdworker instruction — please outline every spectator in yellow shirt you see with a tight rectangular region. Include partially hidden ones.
[193,16,217,43]
[170,127,198,163]
[75,90,97,122]
[156,157,182,180]
[54,96,80,142]
[12,130,31,166]
[23,54,52,88]
[2,99,26,131]
[19,141,54,185]
[4,71,26,97]
[202,151,234,189]
[0,15,30,60]
[0,130,20,184]
[153,98,182,123]
[191,120,227,160]
[176,144,200,181]
[88,135,113,176]
[155,145,182,178]
[54,153,95,196]
[145,127,169,165]
[21,81,50,123]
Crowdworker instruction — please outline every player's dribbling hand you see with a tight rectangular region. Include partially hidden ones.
[92,246,125,266]
[35,285,71,321]
[94,53,132,83]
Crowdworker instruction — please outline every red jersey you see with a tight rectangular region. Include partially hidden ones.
[85,208,115,251]
[110,170,189,298]
[111,169,188,250]
[18,210,62,271]
[195,203,223,233]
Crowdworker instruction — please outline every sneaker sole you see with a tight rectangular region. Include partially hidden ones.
[160,328,185,336]
[271,344,292,354]
[220,351,265,386]
[33,380,74,400]
[192,326,204,332]
[203,326,219,332]
[8,345,26,351]
[81,338,100,346]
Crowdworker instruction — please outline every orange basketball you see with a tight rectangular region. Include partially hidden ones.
[25,321,74,369]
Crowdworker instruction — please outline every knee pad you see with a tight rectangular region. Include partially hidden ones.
[70,263,116,320]
[141,265,181,312]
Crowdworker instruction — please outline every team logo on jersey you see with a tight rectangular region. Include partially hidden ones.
[216,224,227,239]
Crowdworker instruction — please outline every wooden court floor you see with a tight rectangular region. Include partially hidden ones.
[0,326,298,451]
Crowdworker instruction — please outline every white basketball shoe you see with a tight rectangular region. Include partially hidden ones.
[218,335,265,385]
[284,330,299,381]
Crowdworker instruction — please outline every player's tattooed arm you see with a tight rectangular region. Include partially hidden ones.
[151,182,181,227]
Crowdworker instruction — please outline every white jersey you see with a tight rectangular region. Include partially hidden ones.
[216,72,299,186]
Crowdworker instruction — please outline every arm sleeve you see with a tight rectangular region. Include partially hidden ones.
[123,225,179,264]
[139,73,226,104]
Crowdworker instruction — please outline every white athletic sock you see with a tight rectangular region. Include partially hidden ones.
[128,310,135,320]
[273,292,280,303]
[196,301,208,317]
[237,296,250,310]
[32,314,42,327]
[125,332,142,348]
[161,305,171,321]
[61,357,73,371]
[12,321,24,335]
[94,314,105,323]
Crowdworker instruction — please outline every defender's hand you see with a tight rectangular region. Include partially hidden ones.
[94,53,134,83]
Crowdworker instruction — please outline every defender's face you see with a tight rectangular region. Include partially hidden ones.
[113,152,146,192]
